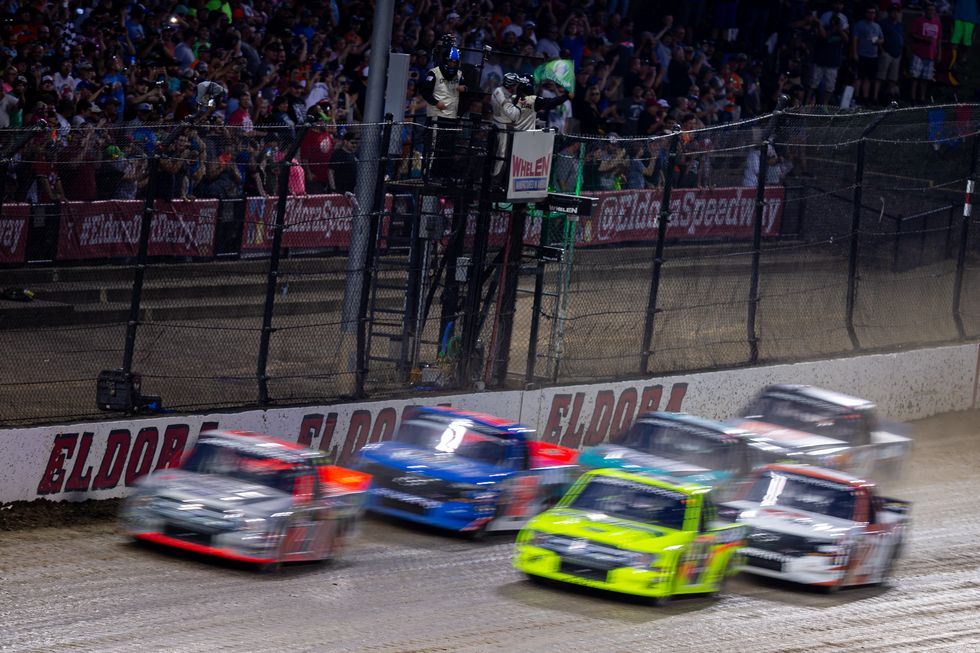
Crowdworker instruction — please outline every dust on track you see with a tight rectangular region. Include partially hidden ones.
[2,410,979,653]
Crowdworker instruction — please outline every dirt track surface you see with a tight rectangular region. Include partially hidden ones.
[2,410,979,653]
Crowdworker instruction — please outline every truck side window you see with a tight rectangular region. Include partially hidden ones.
[516,442,529,471]
[700,496,716,531]
[868,494,880,524]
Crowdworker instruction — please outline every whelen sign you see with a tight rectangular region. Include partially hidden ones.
[507,130,556,202]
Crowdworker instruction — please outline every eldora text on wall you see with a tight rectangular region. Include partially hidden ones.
[29,383,689,500]
[29,400,476,500]
[537,382,689,448]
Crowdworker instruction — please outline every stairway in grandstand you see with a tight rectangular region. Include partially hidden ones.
[0,236,838,331]
[0,257,394,328]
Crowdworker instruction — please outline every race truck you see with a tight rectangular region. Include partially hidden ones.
[354,406,579,536]
[733,384,912,485]
[514,469,746,604]
[580,411,862,500]
[721,463,910,591]
[121,430,371,571]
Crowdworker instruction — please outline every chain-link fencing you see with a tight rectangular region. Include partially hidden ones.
[2,104,979,426]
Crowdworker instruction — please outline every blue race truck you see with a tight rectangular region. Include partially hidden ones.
[355,407,580,536]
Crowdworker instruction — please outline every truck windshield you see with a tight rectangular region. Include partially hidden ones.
[569,475,688,531]
[396,418,509,466]
[183,441,300,495]
[743,394,862,443]
[745,470,856,520]
[622,419,733,470]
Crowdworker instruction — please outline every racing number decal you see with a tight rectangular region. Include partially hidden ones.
[504,476,541,518]
[434,422,467,453]
[682,536,715,586]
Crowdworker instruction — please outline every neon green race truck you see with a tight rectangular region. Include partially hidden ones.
[513,468,746,604]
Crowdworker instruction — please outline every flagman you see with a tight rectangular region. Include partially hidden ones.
[491,73,567,181]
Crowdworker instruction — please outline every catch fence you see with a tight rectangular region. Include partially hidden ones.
[1,104,978,426]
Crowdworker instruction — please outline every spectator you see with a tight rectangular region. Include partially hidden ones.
[638,98,670,136]
[53,60,78,100]
[228,92,254,132]
[821,0,851,32]
[595,135,628,190]
[619,85,648,136]
[808,13,848,106]
[197,140,243,200]
[300,101,337,193]
[329,131,358,193]
[950,0,978,82]
[535,24,562,60]
[851,6,884,105]
[909,2,943,104]
[573,84,605,135]
[742,144,793,187]
[627,140,658,189]
[875,3,905,104]
[560,11,588,69]
[0,83,23,128]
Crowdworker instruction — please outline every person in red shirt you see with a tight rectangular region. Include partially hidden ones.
[909,1,943,103]
[227,92,254,133]
[299,100,336,194]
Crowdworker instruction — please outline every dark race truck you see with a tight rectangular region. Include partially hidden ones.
[580,411,879,500]
[732,384,912,487]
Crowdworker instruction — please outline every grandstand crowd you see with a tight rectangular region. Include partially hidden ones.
[0,0,974,201]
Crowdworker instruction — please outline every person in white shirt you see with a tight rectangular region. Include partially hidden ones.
[53,60,78,99]
[821,0,850,32]
[535,24,561,59]
[0,86,21,128]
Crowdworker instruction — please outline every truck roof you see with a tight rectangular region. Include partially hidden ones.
[763,384,876,411]
[412,406,536,441]
[198,429,321,464]
[636,411,753,442]
[586,467,713,497]
[763,463,875,490]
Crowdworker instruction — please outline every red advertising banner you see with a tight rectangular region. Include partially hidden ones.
[149,199,218,258]
[241,193,357,251]
[56,199,218,260]
[576,186,785,247]
[0,203,30,264]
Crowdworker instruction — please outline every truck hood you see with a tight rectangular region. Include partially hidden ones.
[357,441,505,484]
[724,499,855,541]
[139,469,293,518]
[526,507,690,552]
[579,444,726,486]
[731,419,850,452]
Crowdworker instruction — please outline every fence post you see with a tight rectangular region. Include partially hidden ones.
[952,133,980,337]
[355,115,394,398]
[256,126,309,406]
[747,139,771,364]
[459,125,498,387]
[747,101,785,364]
[121,124,184,375]
[845,104,896,350]
[524,218,548,387]
[490,203,527,387]
[640,127,681,376]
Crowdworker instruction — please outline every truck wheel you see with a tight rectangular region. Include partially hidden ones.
[648,594,671,607]
[710,561,731,597]
[879,539,903,583]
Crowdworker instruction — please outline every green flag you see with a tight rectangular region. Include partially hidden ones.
[534,59,575,93]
